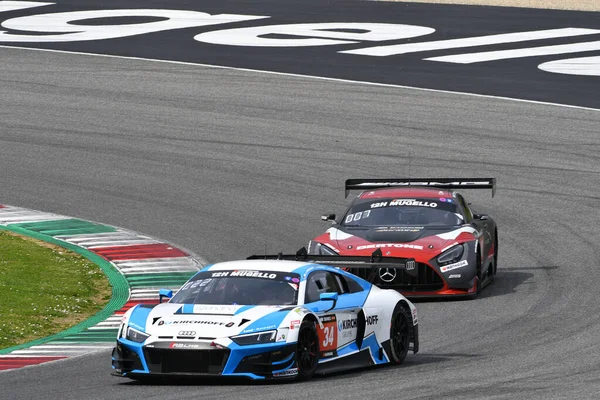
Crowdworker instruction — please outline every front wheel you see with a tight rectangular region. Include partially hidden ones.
[389,304,411,364]
[296,320,320,380]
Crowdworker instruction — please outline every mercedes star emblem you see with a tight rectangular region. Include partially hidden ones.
[378,268,397,283]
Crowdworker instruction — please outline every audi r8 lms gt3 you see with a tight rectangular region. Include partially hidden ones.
[111,258,419,381]
[308,178,498,299]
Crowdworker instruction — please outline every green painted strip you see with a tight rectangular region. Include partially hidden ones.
[129,277,192,289]
[61,330,119,342]
[10,218,117,236]
[0,225,129,355]
[126,272,195,281]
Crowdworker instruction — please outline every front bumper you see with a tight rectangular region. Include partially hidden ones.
[111,339,298,380]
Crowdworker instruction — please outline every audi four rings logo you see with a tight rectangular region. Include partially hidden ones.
[379,268,397,283]
[178,331,196,336]
[406,260,416,271]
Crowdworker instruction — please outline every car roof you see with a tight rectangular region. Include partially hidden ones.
[357,187,454,199]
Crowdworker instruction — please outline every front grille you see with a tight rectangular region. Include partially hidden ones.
[143,348,229,374]
[349,262,444,292]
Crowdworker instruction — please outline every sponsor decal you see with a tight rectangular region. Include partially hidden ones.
[356,243,423,251]
[370,201,388,209]
[339,318,358,330]
[241,324,277,334]
[273,368,298,377]
[375,226,423,233]
[412,308,418,325]
[160,320,226,326]
[211,270,277,279]
[276,332,286,342]
[448,274,461,279]
[389,199,438,208]
[366,315,379,325]
[319,314,336,323]
[290,320,301,329]
[321,350,337,358]
[169,342,204,349]
[440,260,469,273]
[225,322,235,327]
[193,304,239,313]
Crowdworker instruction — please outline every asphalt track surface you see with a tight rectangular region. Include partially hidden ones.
[1,32,600,400]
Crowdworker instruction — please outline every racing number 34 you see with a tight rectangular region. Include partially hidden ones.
[318,315,338,352]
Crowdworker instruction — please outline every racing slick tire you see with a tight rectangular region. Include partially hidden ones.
[389,303,411,365]
[468,252,483,300]
[296,319,320,380]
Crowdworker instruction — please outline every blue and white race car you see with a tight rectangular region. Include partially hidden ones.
[111,255,419,381]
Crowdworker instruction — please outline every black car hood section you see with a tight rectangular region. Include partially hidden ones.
[338,225,450,243]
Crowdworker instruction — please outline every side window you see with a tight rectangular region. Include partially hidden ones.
[456,194,473,223]
[333,274,348,294]
[305,271,340,303]
[341,274,365,293]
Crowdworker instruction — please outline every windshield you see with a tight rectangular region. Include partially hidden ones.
[170,270,300,306]
[342,198,463,227]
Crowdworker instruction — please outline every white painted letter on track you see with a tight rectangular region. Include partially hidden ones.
[194,23,434,47]
[0,9,268,42]
[0,1,52,13]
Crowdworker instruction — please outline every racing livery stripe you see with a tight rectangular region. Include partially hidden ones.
[0,204,204,371]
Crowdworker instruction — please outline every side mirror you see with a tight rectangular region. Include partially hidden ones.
[320,292,338,312]
[473,213,489,221]
[321,213,336,222]
[159,288,173,303]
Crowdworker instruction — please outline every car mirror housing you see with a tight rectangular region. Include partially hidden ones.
[159,288,173,303]
[321,213,336,222]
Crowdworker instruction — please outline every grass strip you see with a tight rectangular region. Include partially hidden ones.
[0,226,129,354]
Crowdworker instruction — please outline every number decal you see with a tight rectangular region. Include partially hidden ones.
[322,326,335,347]
[317,314,338,353]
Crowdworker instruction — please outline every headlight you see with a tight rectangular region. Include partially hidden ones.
[125,326,150,343]
[437,244,466,265]
[231,330,277,346]
[308,240,338,255]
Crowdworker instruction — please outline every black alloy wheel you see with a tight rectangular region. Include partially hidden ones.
[296,320,320,380]
[389,304,410,364]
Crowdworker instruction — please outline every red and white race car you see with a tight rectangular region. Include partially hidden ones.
[307,178,498,299]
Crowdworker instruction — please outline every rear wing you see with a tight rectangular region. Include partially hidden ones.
[247,247,418,278]
[344,178,496,198]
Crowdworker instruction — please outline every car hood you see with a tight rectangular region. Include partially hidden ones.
[318,225,478,258]
[129,303,295,338]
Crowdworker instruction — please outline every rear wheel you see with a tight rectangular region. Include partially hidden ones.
[296,320,319,380]
[389,304,410,364]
